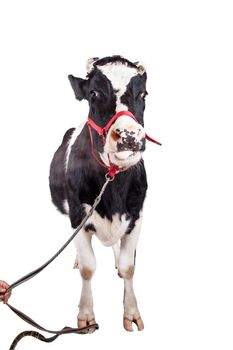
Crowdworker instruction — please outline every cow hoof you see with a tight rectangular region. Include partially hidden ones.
[117,270,123,278]
[78,319,97,334]
[123,317,144,332]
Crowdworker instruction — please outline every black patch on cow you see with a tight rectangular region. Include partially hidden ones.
[92,55,138,70]
[117,135,140,152]
[85,224,96,232]
[120,75,147,126]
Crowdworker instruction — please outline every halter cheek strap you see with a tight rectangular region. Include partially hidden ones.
[87,122,119,177]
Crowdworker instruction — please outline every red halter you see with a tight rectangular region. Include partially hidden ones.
[87,110,161,177]
[88,110,161,146]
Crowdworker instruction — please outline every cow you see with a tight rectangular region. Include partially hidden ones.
[49,55,150,332]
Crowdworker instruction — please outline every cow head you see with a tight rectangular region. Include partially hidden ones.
[68,55,148,171]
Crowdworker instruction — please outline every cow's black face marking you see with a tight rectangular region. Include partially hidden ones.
[120,75,147,126]
[87,70,117,127]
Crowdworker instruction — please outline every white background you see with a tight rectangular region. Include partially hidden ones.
[0,1,233,349]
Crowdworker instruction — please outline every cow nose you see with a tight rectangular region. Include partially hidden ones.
[110,124,145,152]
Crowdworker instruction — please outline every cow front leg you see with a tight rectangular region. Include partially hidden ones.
[112,242,120,269]
[73,228,97,333]
[118,216,144,331]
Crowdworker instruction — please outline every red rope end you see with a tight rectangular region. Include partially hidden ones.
[146,134,162,146]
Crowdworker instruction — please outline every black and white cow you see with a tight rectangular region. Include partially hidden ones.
[49,56,149,332]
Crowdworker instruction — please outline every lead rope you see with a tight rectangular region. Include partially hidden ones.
[0,173,116,350]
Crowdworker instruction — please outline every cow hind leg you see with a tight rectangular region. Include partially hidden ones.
[118,216,144,332]
[73,229,97,333]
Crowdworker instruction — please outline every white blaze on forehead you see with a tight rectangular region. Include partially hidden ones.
[97,63,138,112]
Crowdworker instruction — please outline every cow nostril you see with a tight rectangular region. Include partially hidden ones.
[111,130,121,141]
[116,128,122,135]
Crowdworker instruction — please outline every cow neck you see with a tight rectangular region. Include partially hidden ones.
[87,110,162,178]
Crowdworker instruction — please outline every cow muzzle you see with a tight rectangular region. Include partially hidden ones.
[109,121,145,168]
[106,115,146,167]
[110,116,146,152]
[88,111,146,168]
[87,110,161,172]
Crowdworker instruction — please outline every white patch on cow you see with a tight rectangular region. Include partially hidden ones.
[118,213,143,321]
[63,199,69,214]
[113,151,134,161]
[111,152,142,169]
[119,213,142,273]
[73,228,96,322]
[97,63,138,112]
[65,122,86,172]
[73,227,96,272]
[99,149,142,171]
[83,204,130,247]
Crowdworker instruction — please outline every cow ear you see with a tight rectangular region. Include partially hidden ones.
[68,75,88,101]
[86,57,99,73]
[135,61,147,75]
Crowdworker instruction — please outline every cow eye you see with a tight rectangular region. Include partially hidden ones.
[89,90,99,98]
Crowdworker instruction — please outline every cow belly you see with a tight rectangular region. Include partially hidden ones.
[83,204,130,246]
